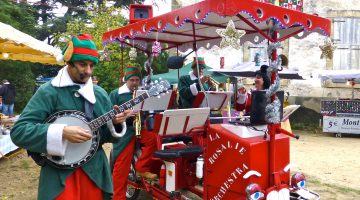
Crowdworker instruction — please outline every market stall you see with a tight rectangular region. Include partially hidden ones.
[0,22,63,159]
[319,70,360,137]
[0,22,63,65]
[0,116,18,158]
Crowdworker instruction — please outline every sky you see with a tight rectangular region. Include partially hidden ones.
[144,0,171,16]
[27,0,172,18]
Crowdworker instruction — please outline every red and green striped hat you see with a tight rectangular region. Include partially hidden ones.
[192,57,206,69]
[125,66,141,81]
[62,34,99,64]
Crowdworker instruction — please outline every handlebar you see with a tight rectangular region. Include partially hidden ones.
[277,127,300,140]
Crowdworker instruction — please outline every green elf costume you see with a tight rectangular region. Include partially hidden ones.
[178,57,211,108]
[10,34,125,200]
[109,66,141,200]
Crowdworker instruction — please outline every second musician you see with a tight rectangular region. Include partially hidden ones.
[178,57,215,108]
[109,66,158,200]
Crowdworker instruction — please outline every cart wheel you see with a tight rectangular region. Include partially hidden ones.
[126,167,140,200]
[335,133,342,138]
[127,149,141,200]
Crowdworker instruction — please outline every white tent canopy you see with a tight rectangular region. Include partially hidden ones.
[318,70,360,81]
[0,22,63,65]
[210,61,304,79]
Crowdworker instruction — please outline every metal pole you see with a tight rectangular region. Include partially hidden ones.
[192,21,209,107]
[269,30,278,187]
[121,43,124,85]
[177,46,180,81]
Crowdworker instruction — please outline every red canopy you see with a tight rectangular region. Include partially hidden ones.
[103,0,331,52]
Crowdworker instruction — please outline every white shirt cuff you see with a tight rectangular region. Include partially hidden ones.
[47,124,68,156]
[237,92,247,104]
[190,83,198,96]
[107,121,127,138]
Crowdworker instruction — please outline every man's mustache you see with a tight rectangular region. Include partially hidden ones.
[79,73,89,80]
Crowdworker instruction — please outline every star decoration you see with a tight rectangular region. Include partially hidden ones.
[319,38,337,59]
[216,20,246,50]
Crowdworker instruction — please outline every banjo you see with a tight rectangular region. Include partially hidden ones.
[39,79,170,169]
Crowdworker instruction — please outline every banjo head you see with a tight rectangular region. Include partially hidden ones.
[44,110,100,169]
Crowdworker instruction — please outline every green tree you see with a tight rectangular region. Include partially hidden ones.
[30,0,146,44]
[0,0,40,113]
[54,3,130,92]
[0,0,38,36]
[0,61,35,113]
[55,1,169,92]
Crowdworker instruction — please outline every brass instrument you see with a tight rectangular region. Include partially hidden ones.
[226,78,231,121]
[207,76,221,91]
[133,90,142,137]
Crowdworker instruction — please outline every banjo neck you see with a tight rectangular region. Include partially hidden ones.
[88,92,149,130]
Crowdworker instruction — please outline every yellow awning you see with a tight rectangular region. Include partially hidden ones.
[0,22,64,65]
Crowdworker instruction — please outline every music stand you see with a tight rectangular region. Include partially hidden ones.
[198,91,233,111]
[282,105,300,122]
[157,107,210,136]
[133,90,173,111]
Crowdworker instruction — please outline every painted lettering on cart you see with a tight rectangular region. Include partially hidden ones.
[343,118,360,126]
[208,141,246,165]
[210,164,249,200]
[209,132,220,142]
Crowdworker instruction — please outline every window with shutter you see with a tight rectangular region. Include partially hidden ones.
[333,18,360,70]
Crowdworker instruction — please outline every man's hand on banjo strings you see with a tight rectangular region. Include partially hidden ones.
[112,105,132,125]
[62,106,131,143]
[63,126,92,143]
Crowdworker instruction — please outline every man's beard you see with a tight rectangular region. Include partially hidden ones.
[73,74,89,84]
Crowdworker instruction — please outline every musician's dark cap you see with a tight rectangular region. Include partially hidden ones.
[125,66,141,81]
[255,65,270,89]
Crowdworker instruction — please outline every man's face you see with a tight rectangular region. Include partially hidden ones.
[193,67,205,77]
[254,74,264,90]
[126,76,141,91]
[67,60,94,83]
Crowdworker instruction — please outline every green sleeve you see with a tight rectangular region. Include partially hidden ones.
[109,89,118,105]
[178,76,196,100]
[10,84,56,153]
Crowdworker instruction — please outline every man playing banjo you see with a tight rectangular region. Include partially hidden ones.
[11,34,131,200]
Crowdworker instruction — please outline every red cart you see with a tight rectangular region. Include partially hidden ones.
[103,0,330,199]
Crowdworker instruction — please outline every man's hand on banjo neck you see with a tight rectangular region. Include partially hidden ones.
[62,105,132,143]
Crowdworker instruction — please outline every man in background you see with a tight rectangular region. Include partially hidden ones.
[0,79,16,117]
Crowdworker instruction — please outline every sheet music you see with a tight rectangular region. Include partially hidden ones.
[200,91,233,110]
[133,90,173,111]
[158,107,210,135]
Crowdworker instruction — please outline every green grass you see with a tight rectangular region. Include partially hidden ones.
[308,177,360,195]
[291,123,322,133]
[20,160,30,170]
